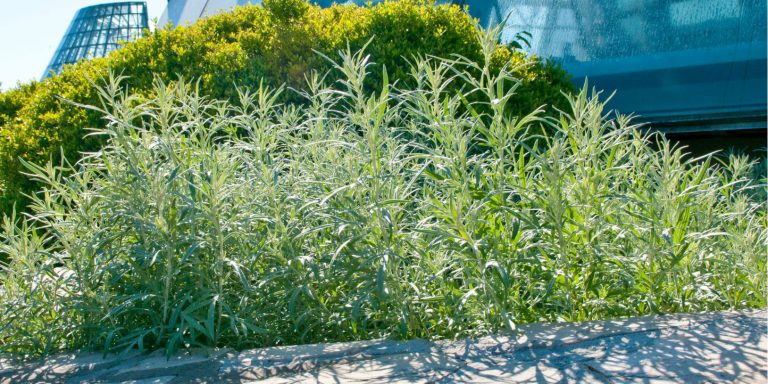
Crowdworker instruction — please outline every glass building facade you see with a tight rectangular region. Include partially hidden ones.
[162,1,767,136]
[43,2,149,79]
[458,0,767,136]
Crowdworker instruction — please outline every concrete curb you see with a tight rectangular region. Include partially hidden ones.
[0,310,765,383]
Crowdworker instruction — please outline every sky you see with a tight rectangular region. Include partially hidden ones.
[0,0,168,91]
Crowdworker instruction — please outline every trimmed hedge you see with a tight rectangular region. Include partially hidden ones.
[0,0,573,214]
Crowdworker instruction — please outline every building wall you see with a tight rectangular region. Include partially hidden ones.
[459,0,767,133]
[159,0,259,26]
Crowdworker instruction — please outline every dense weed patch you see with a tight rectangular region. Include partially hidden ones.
[0,0,572,215]
[0,28,765,357]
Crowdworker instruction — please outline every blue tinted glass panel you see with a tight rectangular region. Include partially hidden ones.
[458,0,767,126]
[44,2,150,79]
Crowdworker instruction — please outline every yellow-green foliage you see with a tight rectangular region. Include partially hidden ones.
[0,0,573,214]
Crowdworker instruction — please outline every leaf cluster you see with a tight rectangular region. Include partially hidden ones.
[0,25,763,357]
[0,0,574,215]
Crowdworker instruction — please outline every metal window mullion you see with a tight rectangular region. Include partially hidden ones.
[103,5,117,56]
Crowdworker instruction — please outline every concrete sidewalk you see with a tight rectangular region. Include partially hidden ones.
[1,310,766,383]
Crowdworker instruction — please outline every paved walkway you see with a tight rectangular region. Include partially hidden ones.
[1,310,765,383]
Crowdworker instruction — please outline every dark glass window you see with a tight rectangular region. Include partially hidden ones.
[458,0,766,130]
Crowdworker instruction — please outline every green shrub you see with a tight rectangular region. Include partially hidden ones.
[0,29,764,357]
[0,0,573,214]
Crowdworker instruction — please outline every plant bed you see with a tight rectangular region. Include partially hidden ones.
[0,26,765,358]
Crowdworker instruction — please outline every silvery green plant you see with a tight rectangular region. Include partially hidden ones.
[0,25,765,356]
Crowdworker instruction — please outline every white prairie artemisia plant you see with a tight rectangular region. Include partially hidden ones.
[0,25,765,357]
